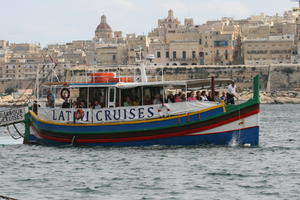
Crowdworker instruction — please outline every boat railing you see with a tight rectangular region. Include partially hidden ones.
[64,65,169,84]
[66,74,165,84]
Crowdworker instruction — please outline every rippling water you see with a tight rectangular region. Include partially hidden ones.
[0,105,299,200]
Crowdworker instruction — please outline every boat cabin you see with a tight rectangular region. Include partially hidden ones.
[37,71,232,124]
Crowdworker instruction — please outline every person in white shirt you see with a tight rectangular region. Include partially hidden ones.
[94,101,101,109]
[226,81,238,104]
[200,91,208,101]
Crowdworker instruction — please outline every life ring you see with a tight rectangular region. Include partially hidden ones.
[61,88,70,99]
[158,103,171,116]
[74,109,84,120]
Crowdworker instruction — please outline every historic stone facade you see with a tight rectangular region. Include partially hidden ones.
[243,35,295,65]
[2,7,300,93]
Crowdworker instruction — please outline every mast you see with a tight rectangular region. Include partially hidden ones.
[136,46,148,82]
[211,76,215,101]
[36,64,39,100]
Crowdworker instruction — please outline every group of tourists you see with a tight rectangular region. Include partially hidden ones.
[155,81,238,105]
[61,98,103,109]
[46,81,238,109]
[164,90,226,104]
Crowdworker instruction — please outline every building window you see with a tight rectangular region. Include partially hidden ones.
[225,50,228,60]
[112,55,116,61]
[173,51,176,59]
[157,51,161,58]
[216,50,219,56]
[182,51,186,59]
[166,51,169,58]
[192,51,196,59]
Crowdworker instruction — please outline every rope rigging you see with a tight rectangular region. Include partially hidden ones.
[13,123,25,138]
[6,125,22,140]
[14,54,59,105]
[5,123,25,140]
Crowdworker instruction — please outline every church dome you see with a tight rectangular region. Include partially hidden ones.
[95,15,112,33]
[95,15,113,40]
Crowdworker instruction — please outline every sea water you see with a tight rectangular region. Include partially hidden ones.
[0,104,299,200]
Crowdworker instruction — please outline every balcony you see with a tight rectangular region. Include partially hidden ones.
[170,57,198,62]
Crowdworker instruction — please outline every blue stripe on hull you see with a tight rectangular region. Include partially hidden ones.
[28,127,259,146]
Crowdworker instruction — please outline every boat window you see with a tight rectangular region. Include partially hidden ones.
[79,87,107,108]
[120,86,163,106]
[142,86,163,105]
[121,87,141,106]
[109,88,115,102]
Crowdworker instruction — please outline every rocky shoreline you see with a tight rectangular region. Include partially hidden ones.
[239,91,300,104]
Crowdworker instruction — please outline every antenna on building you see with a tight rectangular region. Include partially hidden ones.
[291,0,300,8]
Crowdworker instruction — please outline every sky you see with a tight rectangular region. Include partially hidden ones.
[0,0,297,46]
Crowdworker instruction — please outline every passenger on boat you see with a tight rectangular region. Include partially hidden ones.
[124,96,132,107]
[94,101,101,109]
[213,91,221,102]
[62,98,71,108]
[181,93,186,102]
[143,95,152,105]
[207,92,213,101]
[46,90,55,108]
[75,97,81,108]
[220,91,226,101]
[153,94,162,104]
[196,91,202,101]
[200,91,209,101]
[80,101,87,108]
[132,97,140,106]
[33,100,40,114]
[88,102,94,108]
[187,92,197,102]
[166,93,175,103]
[226,81,238,104]
[175,93,182,102]
[71,102,77,108]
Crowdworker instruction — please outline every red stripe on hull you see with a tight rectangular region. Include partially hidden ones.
[33,109,259,144]
[190,126,259,136]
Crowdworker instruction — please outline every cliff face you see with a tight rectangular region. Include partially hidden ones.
[267,65,300,91]
[143,64,300,92]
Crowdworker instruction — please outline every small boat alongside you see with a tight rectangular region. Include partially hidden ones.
[22,69,260,147]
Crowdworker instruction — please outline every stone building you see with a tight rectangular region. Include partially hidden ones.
[148,10,239,66]
[243,34,295,65]
[94,44,127,66]
[9,43,41,54]
[126,34,149,65]
[0,40,9,50]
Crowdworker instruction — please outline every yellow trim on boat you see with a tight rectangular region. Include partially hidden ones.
[30,103,225,126]
[221,101,227,112]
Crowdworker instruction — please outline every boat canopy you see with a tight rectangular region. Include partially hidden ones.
[43,78,232,89]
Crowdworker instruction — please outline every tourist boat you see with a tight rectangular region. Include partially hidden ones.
[22,69,260,146]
